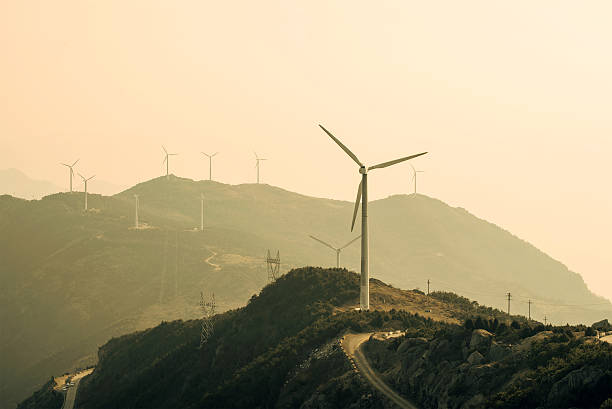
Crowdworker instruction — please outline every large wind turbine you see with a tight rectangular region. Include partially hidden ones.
[201,152,219,181]
[61,159,79,192]
[319,124,427,310]
[162,146,178,179]
[78,173,95,210]
[254,152,267,184]
[309,235,361,268]
[409,163,425,194]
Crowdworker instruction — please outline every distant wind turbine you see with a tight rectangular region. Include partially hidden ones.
[201,152,219,181]
[254,152,267,184]
[78,173,95,210]
[309,235,361,268]
[60,159,79,192]
[162,146,178,179]
[134,194,139,229]
[319,124,427,310]
[409,163,425,194]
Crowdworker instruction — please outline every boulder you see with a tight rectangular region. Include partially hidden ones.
[397,337,427,354]
[469,329,493,349]
[547,366,606,408]
[487,342,511,361]
[467,350,484,365]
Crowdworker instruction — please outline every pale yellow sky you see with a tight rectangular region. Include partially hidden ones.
[1,1,611,301]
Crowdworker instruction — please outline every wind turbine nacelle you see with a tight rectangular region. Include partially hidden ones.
[359,166,367,174]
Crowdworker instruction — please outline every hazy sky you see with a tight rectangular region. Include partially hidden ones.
[1,1,611,301]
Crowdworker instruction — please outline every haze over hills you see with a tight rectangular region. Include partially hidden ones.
[1,175,610,408]
[0,168,125,198]
[0,168,62,199]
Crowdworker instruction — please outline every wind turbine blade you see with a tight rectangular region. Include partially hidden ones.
[88,175,96,181]
[319,125,363,167]
[72,159,79,167]
[339,235,361,250]
[350,180,362,232]
[254,152,259,159]
[78,173,85,180]
[309,235,337,251]
[213,152,219,156]
[201,152,209,157]
[61,163,70,167]
[368,152,428,171]
[163,157,167,164]
[162,146,167,154]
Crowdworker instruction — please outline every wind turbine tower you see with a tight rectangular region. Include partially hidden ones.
[201,152,219,181]
[61,159,79,192]
[78,173,95,210]
[162,146,178,179]
[409,163,425,194]
[254,152,267,184]
[319,124,427,310]
[309,235,360,268]
[134,194,139,229]
[200,193,204,231]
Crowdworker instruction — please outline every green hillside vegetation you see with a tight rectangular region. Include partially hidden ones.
[1,175,610,408]
[75,268,442,409]
[22,268,612,409]
[365,321,612,408]
[14,378,62,409]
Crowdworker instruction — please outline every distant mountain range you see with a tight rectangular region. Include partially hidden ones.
[0,168,62,199]
[0,168,125,198]
[1,175,610,408]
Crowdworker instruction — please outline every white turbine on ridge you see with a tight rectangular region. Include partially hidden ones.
[162,146,178,179]
[61,159,79,192]
[78,173,95,210]
[309,235,361,268]
[201,152,219,181]
[254,152,267,184]
[409,163,425,194]
[319,124,427,311]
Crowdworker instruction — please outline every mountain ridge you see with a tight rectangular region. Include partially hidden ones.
[1,175,610,408]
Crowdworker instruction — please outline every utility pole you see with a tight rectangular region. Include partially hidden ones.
[544,316,547,326]
[506,292,512,315]
[427,279,430,296]
[528,299,531,321]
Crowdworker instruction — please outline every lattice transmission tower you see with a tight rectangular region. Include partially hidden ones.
[266,250,280,282]
[199,292,216,348]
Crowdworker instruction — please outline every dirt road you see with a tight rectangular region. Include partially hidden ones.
[341,333,418,409]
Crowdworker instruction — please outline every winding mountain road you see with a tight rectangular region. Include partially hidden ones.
[204,248,222,271]
[61,369,93,409]
[341,333,418,409]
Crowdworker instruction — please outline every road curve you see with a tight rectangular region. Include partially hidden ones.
[62,369,93,409]
[342,333,419,409]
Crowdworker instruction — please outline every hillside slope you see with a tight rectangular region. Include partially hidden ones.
[1,175,610,408]
[21,268,612,409]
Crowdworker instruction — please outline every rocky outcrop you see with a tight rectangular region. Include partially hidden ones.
[547,367,609,408]
[467,351,484,365]
[469,329,493,349]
